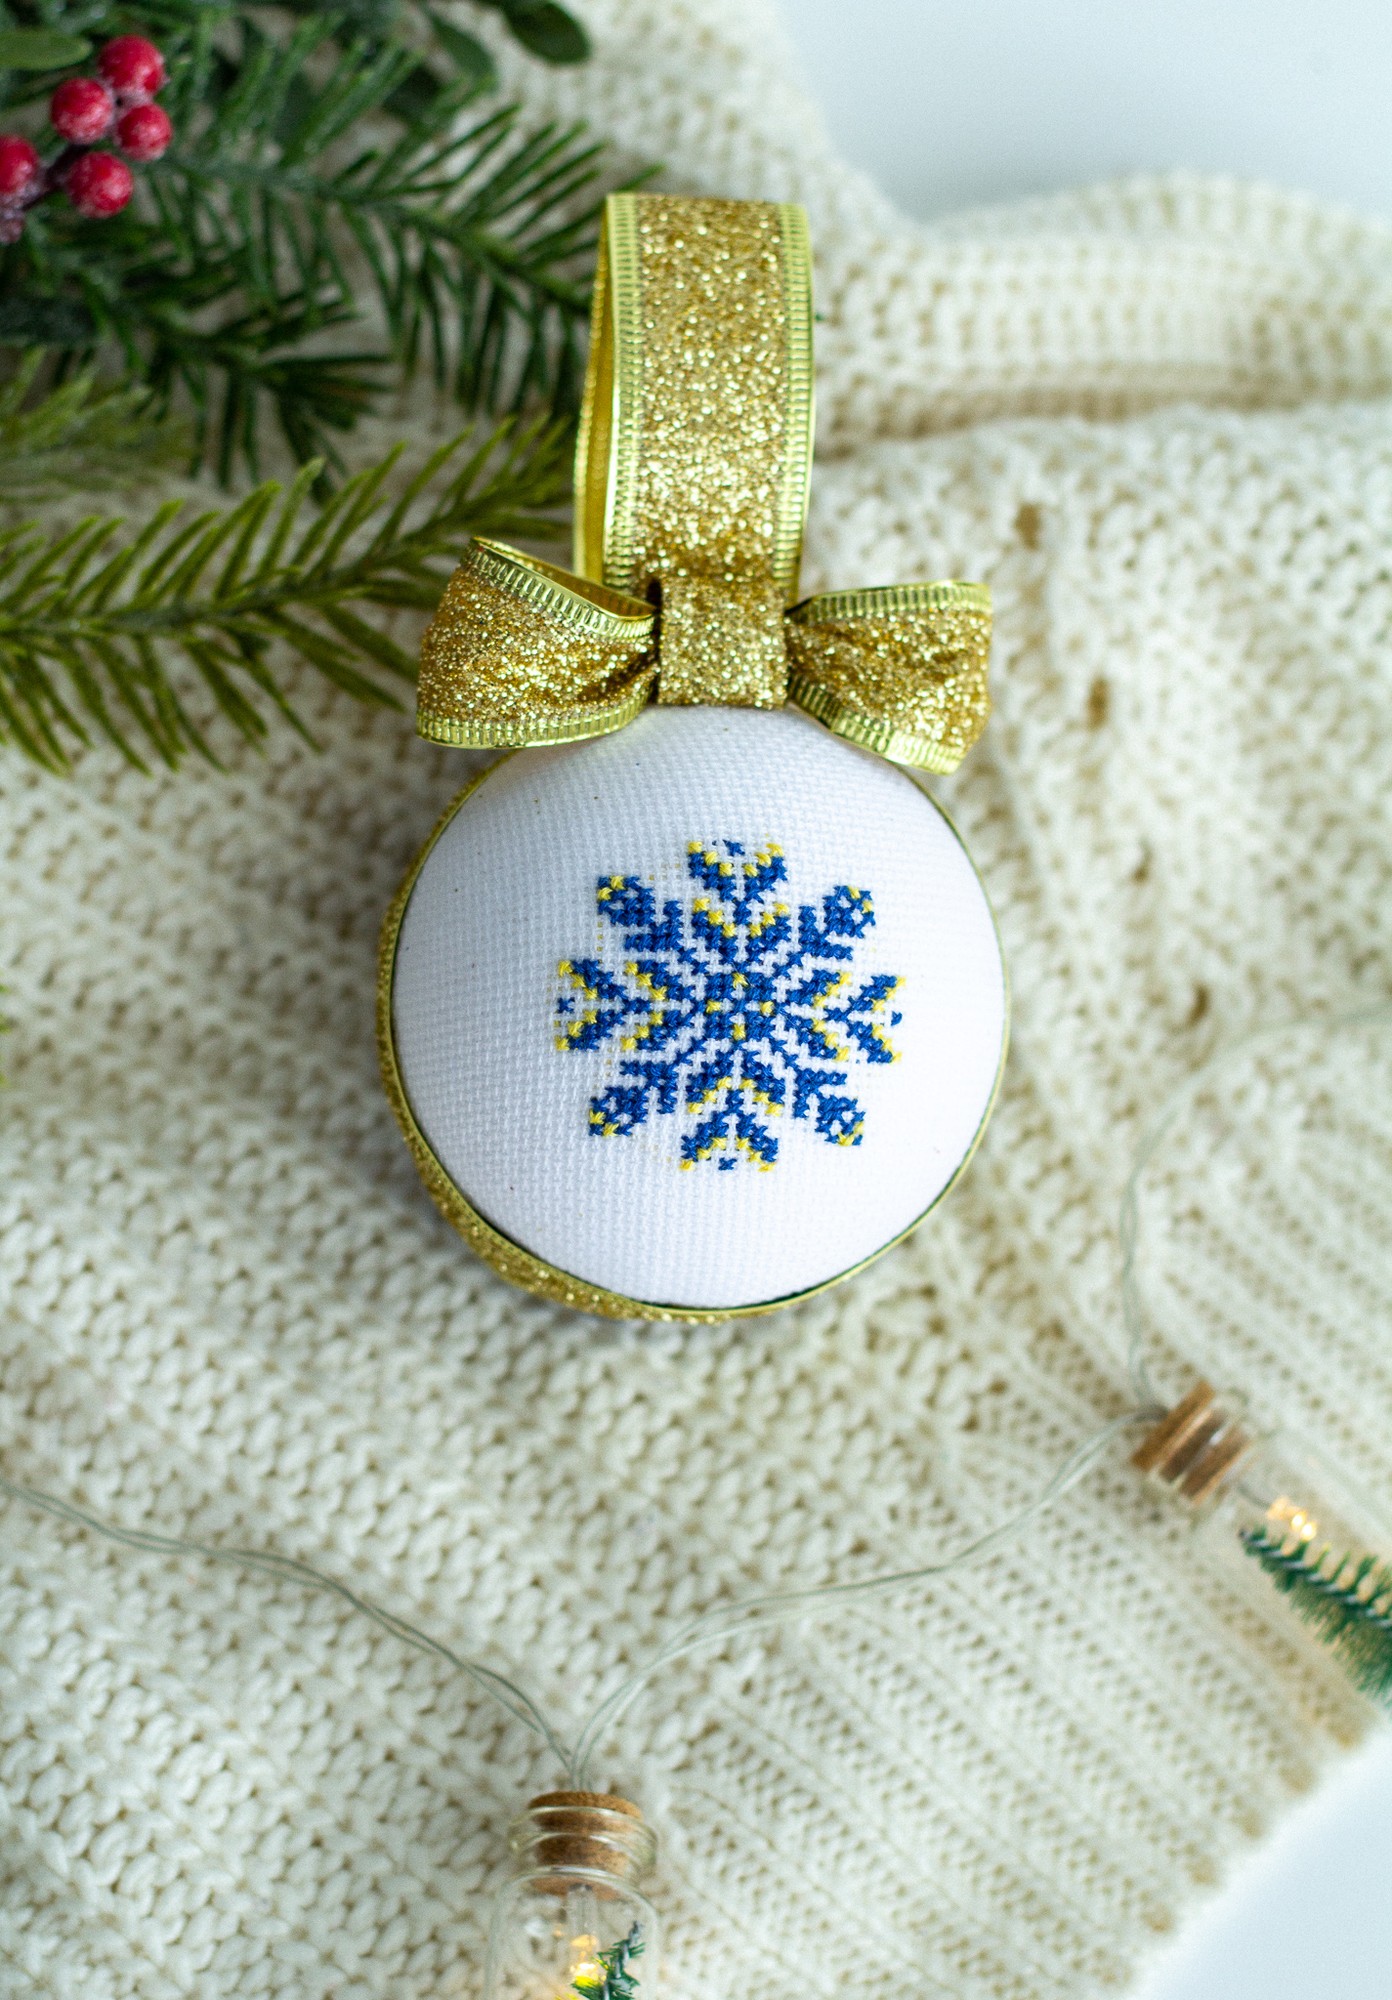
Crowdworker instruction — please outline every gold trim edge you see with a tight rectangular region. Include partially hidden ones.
[417,678,654,749]
[789,580,991,625]
[571,192,610,580]
[773,201,814,603]
[788,672,966,775]
[469,538,654,640]
[600,191,643,594]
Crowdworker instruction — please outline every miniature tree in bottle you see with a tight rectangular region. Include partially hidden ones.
[1135,1382,1392,1708]
[484,1793,660,2000]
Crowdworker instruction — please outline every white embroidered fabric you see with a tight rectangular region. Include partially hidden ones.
[390,707,1005,1308]
[3,2,1392,1996]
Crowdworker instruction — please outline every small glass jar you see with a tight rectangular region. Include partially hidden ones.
[1134,1381,1392,1700]
[483,1792,660,2000]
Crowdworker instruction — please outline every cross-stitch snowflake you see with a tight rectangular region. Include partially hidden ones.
[555,840,902,1170]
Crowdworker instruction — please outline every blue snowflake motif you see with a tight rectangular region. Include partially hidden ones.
[555,840,903,1170]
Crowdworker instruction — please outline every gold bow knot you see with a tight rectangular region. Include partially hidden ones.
[416,195,992,776]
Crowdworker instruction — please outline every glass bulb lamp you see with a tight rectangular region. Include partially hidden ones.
[484,1792,660,2000]
[1135,1381,1392,1708]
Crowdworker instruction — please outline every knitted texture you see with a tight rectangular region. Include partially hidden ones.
[4,2,1392,1995]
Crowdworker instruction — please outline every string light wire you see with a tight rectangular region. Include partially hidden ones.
[0,1411,1151,1788]
[0,1470,577,1774]
[567,1407,1151,1784]
[6,1007,1385,1783]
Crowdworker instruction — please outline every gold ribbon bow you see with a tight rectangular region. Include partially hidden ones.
[416,194,991,774]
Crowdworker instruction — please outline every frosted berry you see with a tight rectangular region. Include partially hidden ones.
[116,102,172,162]
[51,76,115,144]
[98,36,167,104]
[0,134,41,199]
[65,150,134,219]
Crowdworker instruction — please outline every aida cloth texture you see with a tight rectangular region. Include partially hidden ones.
[389,707,1004,1309]
[4,1,1392,1995]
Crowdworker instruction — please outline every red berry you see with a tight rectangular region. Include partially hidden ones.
[65,151,134,219]
[116,102,171,162]
[98,35,166,103]
[0,134,41,199]
[51,76,115,144]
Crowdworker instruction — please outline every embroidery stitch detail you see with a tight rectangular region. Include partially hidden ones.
[556,841,902,1169]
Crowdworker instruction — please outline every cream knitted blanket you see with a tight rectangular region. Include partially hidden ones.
[5,2,1392,1994]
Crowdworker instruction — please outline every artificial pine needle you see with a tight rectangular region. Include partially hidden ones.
[1241,1524,1392,1708]
[2,9,609,482]
[0,417,571,770]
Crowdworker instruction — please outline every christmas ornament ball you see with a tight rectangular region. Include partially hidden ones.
[382,705,1006,1317]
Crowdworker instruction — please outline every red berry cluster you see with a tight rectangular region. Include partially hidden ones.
[0,35,170,243]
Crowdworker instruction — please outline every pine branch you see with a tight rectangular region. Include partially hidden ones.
[1,2,611,478]
[0,0,589,102]
[147,22,606,413]
[0,413,571,771]
[0,349,186,497]
[1241,1522,1392,1708]
[571,1924,644,2000]
[16,200,391,482]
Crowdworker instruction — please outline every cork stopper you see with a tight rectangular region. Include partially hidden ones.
[513,1791,654,1896]
[1132,1380,1252,1505]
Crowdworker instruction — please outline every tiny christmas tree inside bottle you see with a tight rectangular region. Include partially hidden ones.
[1135,1381,1392,1708]
[484,1793,660,2000]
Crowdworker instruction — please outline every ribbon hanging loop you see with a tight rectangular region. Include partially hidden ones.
[574,193,814,708]
[415,193,994,772]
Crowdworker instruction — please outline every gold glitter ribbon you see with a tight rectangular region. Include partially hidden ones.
[416,193,992,774]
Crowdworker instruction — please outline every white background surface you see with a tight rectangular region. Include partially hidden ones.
[773,2,1392,1994]
[779,0,1392,223]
